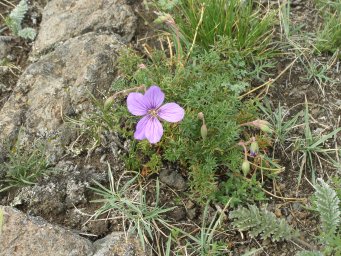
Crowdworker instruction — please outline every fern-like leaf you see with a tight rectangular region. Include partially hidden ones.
[9,0,28,25]
[18,27,36,40]
[314,178,340,235]
[295,251,323,256]
[230,204,298,242]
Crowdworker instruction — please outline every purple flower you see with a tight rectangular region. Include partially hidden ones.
[127,85,185,144]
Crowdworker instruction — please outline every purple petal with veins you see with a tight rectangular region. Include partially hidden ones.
[158,103,185,122]
[145,116,163,144]
[143,85,164,109]
[127,92,148,116]
[134,115,150,140]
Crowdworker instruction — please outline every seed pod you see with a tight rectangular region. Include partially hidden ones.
[250,141,259,157]
[258,120,272,133]
[201,123,207,140]
[198,112,204,120]
[242,160,250,176]
[104,96,115,111]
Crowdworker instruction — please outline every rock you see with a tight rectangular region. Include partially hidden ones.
[168,206,186,221]
[33,0,136,54]
[0,206,94,256]
[0,41,11,60]
[0,206,146,256]
[159,168,188,191]
[0,32,123,161]
[93,232,146,256]
[187,208,197,220]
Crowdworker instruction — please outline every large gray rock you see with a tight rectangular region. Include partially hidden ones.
[0,32,123,160]
[0,206,145,256]
[33,0,136,54]
[0,206,94,256]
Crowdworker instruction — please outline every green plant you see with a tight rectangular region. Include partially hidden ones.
[314,0,341,53]
[171,0,276,58]
[90,164,175,251]
[230,204,299,242]
[294,100,341,187]
[296,178,341,255]
[0,140,51,192]
[3,0,36,40]
[215,175,266,207]
[170,202,231,256]
[258,100,301,150]
[81,37,278,206]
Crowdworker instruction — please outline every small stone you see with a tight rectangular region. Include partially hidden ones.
[159,168,188,191]
[187,208,197,220]
[275,207,282,217]
[185,200,195,209]
[169,206,186,221]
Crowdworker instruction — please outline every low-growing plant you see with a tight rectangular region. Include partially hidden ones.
[314,0,341,53]
[0,140,51,192]
[90,164,175,252]
[258,100,301,151]
[170,0,276,59]
[2,0,36,40]
[175,202,231,255]
[297,178,341,255]
[230,204,299,242]
[294,100,341,187]
[105,45,277,205]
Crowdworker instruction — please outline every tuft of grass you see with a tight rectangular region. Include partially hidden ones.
[0,140,52,192]
[90,163,175,252]
[166,202,231,255]
[171,0,276,58]
[294,100,341,188]
[314,0,341,53]
[258,100,301,151]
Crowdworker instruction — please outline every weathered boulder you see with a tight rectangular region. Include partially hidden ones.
[33,0,136,54]
[0,206,94,256]
[0,206,146,256]
[0,32,123,161]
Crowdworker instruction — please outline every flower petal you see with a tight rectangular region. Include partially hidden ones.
[127,92,148,116]
[134,115,150,140]
[145,116,163,144]
[158,103,185,122]
[144,85,165,109]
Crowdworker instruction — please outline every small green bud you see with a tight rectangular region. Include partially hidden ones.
[250,141,259,156]
[104,96,115,110]
[154,13,172,24]
[201,123,207,140]
[242,160,250,176]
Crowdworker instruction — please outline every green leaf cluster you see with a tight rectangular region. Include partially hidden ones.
[4,0,36,40]
[230,204,298,242]
[112,41,272,205]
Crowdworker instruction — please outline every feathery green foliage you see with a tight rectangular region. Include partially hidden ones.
[4,0,36,40]
[314,178,340,235]
[113,45,274,205]
[230,204,298,242]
